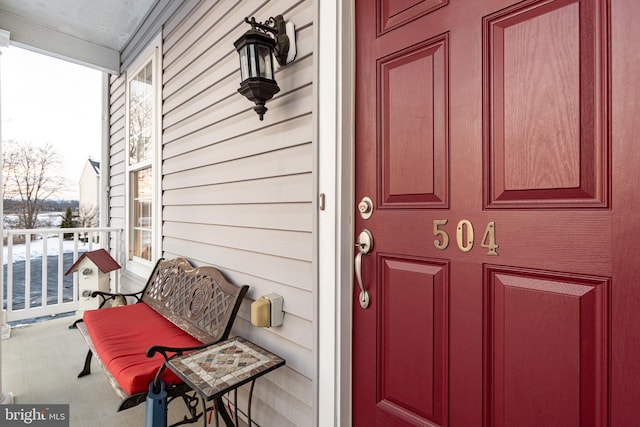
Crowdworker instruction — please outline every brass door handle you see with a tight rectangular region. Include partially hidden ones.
[354,229,373,309]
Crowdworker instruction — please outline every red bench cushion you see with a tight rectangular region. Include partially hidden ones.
[83,303,203,395]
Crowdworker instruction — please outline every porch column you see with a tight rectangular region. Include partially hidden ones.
[0,27,13,405]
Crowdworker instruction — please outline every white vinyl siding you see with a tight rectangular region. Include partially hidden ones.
[108,73,127,266]
[108,0,316,425]
[162,1,315,424]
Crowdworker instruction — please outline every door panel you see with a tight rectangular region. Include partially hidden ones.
[484,266,609,426]
[377,256,447,425]
[379,34,448,208]
[484,0,608,208]
[352,0,635,426]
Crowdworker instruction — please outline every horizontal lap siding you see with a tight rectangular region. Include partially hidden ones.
[108,74,126,255]
[161,0,314,426]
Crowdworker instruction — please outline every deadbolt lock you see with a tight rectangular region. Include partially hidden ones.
[358,197,373,219]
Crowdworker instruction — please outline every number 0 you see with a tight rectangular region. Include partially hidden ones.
[456,220,474,252]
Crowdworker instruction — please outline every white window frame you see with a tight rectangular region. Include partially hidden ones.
[124,34,162,278]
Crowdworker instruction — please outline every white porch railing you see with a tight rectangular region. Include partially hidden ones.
[1,227,122,323]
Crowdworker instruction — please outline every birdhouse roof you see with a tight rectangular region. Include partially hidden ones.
[65,249,121,275]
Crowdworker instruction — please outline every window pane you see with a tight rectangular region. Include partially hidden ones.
[132,168,152,261]
[129,61,153,164]
[133,229,152,261]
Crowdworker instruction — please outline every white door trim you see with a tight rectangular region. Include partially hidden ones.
[316,1,355,426]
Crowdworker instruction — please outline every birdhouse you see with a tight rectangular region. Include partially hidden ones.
[65,249,121,314]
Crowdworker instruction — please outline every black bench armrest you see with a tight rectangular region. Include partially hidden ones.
[146,340,220,360]
[91,290,144,308]
[146,340,223,391]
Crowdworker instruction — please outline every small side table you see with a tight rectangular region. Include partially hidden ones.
[167,336,285,427]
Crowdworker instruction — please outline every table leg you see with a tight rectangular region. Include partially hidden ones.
[202,398,208,427]
[234,389,239,426]
[214,396,235,427]
[248,380,256,426]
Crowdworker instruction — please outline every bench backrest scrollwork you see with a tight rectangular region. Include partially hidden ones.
[140,258,249,343]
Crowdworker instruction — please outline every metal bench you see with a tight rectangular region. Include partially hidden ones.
[75,257,248,425]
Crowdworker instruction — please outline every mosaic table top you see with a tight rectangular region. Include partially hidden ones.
[167,336,285,400]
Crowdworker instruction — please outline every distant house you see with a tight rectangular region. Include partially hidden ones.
[78,159,99,226]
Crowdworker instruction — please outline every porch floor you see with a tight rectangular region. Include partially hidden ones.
[1,316,212,427]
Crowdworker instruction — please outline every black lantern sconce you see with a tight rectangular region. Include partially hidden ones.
[234,15,296,120]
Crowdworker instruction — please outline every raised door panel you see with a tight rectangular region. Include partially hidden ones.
[377,256,448,426]
[484,266,609,427]
[379,35,449,208]
[484,0,609,208]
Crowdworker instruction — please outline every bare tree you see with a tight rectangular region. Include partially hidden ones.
[2,140,68,229]
[77,203,98,228]
[77,204,99,243]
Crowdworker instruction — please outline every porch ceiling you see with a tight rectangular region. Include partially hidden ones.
[0,0,157,73]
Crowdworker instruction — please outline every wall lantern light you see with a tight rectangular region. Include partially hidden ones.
[234,15,296,120]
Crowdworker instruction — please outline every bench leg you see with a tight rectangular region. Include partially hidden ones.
[69,318,84,330]
[78,350,93,378]
[166,392,203,427]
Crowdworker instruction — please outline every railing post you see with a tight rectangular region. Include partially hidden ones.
[1,233,9,340]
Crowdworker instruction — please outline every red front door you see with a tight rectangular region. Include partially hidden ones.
[352,1,640,426]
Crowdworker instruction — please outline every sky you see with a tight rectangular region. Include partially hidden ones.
[0,45,102,200]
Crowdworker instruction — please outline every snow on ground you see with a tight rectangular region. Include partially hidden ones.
[3,235,100,264]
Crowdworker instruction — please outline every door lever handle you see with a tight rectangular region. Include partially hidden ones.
[355,229,373,309]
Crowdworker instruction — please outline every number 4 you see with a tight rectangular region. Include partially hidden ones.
[481,221,499,256]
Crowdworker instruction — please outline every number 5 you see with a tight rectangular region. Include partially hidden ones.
[433,219,449,250]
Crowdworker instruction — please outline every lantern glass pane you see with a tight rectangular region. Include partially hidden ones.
[239,46,250,81]
[248,44,258,78]
[258,45,273,79]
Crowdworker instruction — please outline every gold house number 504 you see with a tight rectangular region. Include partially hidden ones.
[433,219,498,256]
